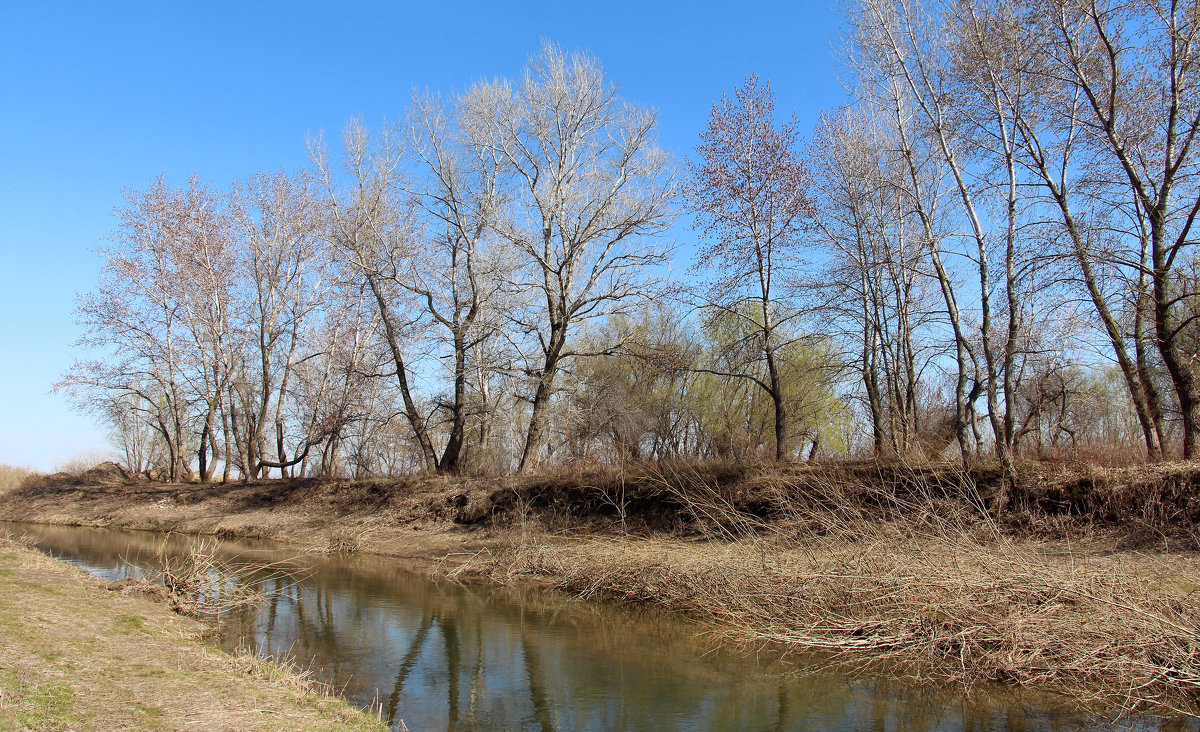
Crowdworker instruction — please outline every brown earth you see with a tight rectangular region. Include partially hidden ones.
[4,460,1199,554]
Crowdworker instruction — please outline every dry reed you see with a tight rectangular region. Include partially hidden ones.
[142,536,296,620]
[0,463,36,495]
[469,465,1200,719]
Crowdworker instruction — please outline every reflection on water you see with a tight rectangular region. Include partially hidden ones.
[8,523,1193,732]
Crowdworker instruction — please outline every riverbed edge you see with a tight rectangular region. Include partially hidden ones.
[4,464,1200,721]
[0,535,389,731]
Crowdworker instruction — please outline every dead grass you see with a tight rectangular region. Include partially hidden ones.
[0,463,36,495]
[143,535,300,619]
[7,458,1200,718]
[0,536,386,731]
[51,450,116,475]
[462,464,1200,720]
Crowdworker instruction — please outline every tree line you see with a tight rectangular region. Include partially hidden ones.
[60,2,1200,480]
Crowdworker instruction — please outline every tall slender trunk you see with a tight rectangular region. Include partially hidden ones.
[438,332,469,473]
[518,324,565,474]
[764,340,787,461]
[1151,218,1200,457]
[367,276,438,471]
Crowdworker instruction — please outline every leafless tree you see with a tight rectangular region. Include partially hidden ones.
[482,44,677,472]
[400,89,511,473]
[808,108,950,456]
[685,75,813,461]
[226,170,329,479]
[312,120,442,472]
[1038,0,1200,456]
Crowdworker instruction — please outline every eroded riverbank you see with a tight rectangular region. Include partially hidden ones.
[9,523,1172,732]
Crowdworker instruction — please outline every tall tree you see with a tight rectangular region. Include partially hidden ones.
[1043,0,1200,457]
[487,44,677,473]
[402,89,510,473]
[312,120,442,472]
[686,75,813,461]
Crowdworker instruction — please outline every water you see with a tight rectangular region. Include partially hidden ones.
[7,523,1191,731]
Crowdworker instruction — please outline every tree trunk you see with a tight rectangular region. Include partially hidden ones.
[368,276,439,471]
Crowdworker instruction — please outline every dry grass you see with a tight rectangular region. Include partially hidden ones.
[51,450,116,475]
[142,535,299,620]
[7,456,1200,718]
[0,463,36,495]
[464,465,1200,720]
[0,536,385,731]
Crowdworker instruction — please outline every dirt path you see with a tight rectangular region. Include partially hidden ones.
[0,537,387,731]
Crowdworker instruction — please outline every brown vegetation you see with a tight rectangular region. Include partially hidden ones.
[0,463,34,495]
[471,526,1200,717]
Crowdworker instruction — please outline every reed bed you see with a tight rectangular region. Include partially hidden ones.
[0,463,35,495]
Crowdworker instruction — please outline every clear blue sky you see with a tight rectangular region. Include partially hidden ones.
[0,1,849,471]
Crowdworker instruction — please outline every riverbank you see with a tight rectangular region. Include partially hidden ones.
[4,460,1200,719]
[0,535,387,731]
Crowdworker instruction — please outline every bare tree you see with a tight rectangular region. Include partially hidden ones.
[227,170,328,479]
[807,107,947,457]
[1040,0,1200,456]
[686,75,813,461]
[484,44,677,473]
[401,89,510,473]
[312,120,441,472]
[62,177,229,481]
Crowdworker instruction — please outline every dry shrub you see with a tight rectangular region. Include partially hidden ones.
[141,537,293,619]
[0,463,37,495]
[11,460,130,492]
[319,522,382,555]
[52,450,116,475]
[471,465,1200,719]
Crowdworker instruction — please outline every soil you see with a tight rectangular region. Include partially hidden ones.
[4,460,1199,556]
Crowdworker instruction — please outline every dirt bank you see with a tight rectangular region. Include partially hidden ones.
[0,536,386,731]
[4,460,1200,719]
[6,459,1200,549]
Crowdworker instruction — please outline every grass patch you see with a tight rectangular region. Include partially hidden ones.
[115,614,148,634]
[0,538,385,731]
[23,680,77,727]
[0,670,79,730]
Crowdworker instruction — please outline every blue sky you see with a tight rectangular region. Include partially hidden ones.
[0,1,849,471]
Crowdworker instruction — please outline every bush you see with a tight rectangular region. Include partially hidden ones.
[0,464,37,495]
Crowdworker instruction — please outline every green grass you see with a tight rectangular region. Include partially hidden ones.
[115,614,148,634]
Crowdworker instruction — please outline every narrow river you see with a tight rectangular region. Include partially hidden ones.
[9,524,1190,731]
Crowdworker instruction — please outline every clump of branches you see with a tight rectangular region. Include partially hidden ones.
[136,536,294,620]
